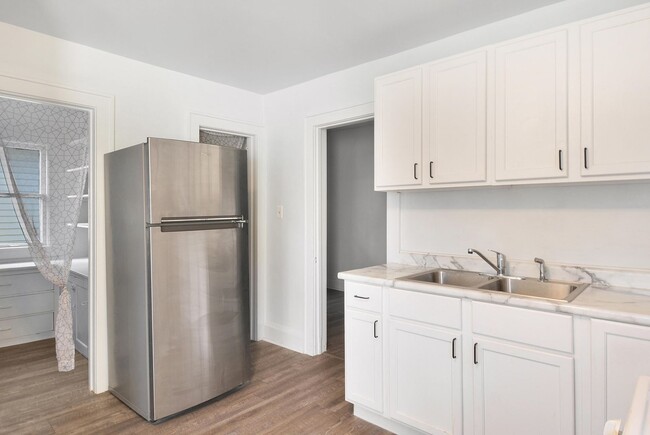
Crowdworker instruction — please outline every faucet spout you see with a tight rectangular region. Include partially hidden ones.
[468,248,506,276]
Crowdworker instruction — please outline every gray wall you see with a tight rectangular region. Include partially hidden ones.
[327,121,386,291]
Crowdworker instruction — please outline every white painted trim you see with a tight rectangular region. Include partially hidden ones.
[189,112,265,341]
[262,321,304,354]
[0,72,115,393]
[303,103,374,356]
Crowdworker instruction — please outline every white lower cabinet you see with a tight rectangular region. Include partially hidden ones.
[389,319,462,434]
[590,319,650,431]
[0,269,55,348]
[69,273,89,358]
[345,282,383,413]
[343,280,650,435]
[473,338,574,435]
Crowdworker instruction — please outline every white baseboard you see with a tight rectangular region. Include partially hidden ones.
[354,405,426,435]
[261,321,304,353]
[327,280,344,292]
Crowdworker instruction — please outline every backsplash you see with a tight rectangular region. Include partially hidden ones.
[392,251,650,292]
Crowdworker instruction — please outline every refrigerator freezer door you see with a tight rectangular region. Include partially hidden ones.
[147,138,248,224]
[149,225,250,420]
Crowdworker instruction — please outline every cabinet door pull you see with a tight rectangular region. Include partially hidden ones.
[373,320,379,338]
[473,343,478,364]
[584,147,589,169]
[451,337,457,359]
[413,163,418,180]
[429,161,434,179]
[353,295,369,300]
[558,150,563,171]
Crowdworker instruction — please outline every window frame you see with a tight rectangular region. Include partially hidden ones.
[0,140,48,253]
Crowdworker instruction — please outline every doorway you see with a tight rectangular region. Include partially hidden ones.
[324,121,387,359]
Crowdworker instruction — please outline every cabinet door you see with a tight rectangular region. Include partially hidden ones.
[389,319,462,434]
[580,7,650,176]
[591,320,650,431]
[374,68,422,188]
[70,279,89,358]
[75,284,89,358]
[345,308,382,412]
[473,338,574,435]
[495,30,568,181]
[423,51,487,184]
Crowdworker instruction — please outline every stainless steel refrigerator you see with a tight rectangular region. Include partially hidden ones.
[105,137,250,422]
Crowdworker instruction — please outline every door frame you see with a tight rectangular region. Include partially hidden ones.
[189,112,264,340]
[0,72,115,393]
[303,102,374,355]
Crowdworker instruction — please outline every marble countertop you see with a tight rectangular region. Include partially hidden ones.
[0,258,89,278]
[339,263,650,327]
[70,258,89,278]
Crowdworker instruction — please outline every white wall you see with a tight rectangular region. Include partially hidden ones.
[327,122,386,292]
[262,0,650,352]
[0,21,264,391]
[392,183,650,270]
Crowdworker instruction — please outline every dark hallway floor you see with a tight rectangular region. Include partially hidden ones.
[326,288,344,360]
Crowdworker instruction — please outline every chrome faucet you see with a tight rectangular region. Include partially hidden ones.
[468,248,506,276]
[534,257,546,281]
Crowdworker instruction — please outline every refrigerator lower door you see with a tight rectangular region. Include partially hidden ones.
[148,225,250,421]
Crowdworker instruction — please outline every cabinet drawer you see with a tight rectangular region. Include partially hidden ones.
[472,302,573,353]
[389,288,461,329]
[0,292,54,320]
[0,271,53,297]
[0,312,54,340]
[345,282,382,312]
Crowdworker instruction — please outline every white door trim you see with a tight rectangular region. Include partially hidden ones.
[189,112,265,340]
[0,72,115,393]
[304,102,374,356]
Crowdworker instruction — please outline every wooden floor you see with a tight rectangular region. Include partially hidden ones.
[0,338,389,434]
[326,289,345,360]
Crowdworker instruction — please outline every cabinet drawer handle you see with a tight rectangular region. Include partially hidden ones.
[353,295,369,300]
[584,147,589,169]
[429,161,434,179]
[451,337,457,359]
[0,327,11,332]
[373,320,379,338]
[413,163,418,180]
[474,343,478,364]
[558,150,563,171]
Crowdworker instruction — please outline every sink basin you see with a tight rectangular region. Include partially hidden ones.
[478,277,589,302]
[399,269,495,288]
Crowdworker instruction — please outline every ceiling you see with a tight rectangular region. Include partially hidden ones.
[0,0,565,94]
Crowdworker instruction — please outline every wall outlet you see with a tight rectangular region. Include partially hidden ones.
[276,205,284,219]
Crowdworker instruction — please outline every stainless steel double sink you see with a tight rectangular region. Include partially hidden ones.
[397,269,589,302]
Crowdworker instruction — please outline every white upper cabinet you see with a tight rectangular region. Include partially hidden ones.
[423,51,487,184]
[580,7,650,177]
[374,4,650,191]
[374,68,422,188]
[494,30,568,181]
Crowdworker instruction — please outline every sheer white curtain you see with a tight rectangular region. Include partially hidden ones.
[0,96,89,371]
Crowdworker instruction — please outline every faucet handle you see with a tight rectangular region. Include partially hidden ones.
[489,249,505,263]
[534,257,546,281]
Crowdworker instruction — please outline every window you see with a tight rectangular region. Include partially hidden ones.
[0,146,45,246]
[199,128,248,150]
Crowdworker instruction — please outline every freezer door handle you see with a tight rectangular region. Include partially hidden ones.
[156,216,247,232]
